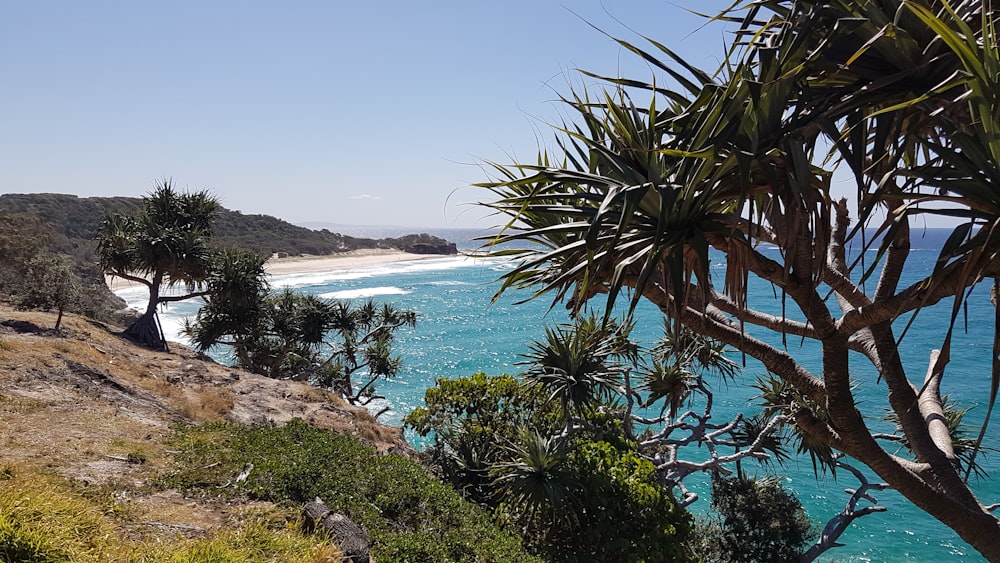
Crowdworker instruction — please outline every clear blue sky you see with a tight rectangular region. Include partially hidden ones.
[2,2,737,228]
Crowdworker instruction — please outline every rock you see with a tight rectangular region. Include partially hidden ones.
[385,233,458,255]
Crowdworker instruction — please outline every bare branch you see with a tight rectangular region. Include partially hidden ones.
[106,271,152,287]
[159,290,211,304]
[708,288,818,338]
[801,458,889,562]
[873,220,909,301]
[917,349,958,461]
[821,267,870,312]
[678,303,828,404]
[838,254,1000,334]
[825,199,870,313]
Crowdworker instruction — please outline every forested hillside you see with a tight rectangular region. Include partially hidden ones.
[0,193,457,258]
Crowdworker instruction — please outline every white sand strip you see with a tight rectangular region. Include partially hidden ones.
[265,249,438,275]
[105,249,443,290]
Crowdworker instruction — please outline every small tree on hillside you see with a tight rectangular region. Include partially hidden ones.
[97,180,219,350]
[17,254,84,330]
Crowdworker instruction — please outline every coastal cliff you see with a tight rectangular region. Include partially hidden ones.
[0,306,534,560]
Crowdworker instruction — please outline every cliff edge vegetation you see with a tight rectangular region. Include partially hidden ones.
[0,306,535,562]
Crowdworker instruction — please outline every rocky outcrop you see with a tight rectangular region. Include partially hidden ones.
[385,233,458,255]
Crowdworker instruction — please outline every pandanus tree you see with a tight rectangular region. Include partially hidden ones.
[188,279,418,409]
[520,315,635,425]
[481,0,1000,558]
[97,180,219,350]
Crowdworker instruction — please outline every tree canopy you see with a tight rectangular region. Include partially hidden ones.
[186,261,418,410]
[480,0,1000,558]
[406,371,693,561]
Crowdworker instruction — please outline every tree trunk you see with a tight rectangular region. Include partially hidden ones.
[667,267,1000,560]
[123,274,166,350]
[124,311,166,350]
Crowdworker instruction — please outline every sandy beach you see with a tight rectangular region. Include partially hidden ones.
[264,249,443,275]
[105,249,446,291]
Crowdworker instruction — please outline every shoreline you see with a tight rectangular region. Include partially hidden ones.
[265,249,442,275]
[105,249,451,291]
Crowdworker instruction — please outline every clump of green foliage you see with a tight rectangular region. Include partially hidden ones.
[0,470,109,562]
[406,373,562,498]
[142,510,341,562]
[160,419,538,562]
[691,473,816,563]
[0,211,92,329]
[187,263,417,408]
[405,373,693,562]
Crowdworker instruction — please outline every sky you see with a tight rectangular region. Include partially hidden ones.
[3,1,739,228]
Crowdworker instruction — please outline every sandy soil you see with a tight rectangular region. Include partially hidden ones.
[105,249,444,290]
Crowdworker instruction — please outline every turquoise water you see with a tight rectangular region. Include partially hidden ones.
[118,228,1000,561]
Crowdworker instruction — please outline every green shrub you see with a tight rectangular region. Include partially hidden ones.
[692,473,816,563]
[406,373,694,562]
[561,440,692,562]
[0,463,340,562]
[405,372,562,499]
[161,419,538,562]
[0,515,64,563]
[0,472,107,563]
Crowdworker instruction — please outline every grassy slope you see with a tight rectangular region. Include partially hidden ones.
[0,307,532,562]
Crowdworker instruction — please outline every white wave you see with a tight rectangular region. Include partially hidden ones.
[362,396,395,420]
[111,284,147,304]
[319,286,411,299]
[270,270,379,288]
[271,255,505,289]
[113,285,195,312]
[159,314,191,345]
[111,253,510,342]
[426,280,472,286]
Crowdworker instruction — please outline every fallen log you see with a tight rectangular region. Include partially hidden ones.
[302,497,370,563]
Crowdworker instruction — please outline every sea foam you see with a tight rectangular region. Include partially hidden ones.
[319,286,410,299]
[270,255,495,289]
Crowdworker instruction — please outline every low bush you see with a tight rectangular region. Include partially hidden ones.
[161,419,539,562]
[406,373,694,562]
[691,473,816,563]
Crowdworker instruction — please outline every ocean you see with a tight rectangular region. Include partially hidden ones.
[115,226,1000,561]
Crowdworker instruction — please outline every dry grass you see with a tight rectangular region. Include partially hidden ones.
[0,464,343,562]
[181,387,238,421]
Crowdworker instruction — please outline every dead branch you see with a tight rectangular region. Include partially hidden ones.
[801,458,889,562]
